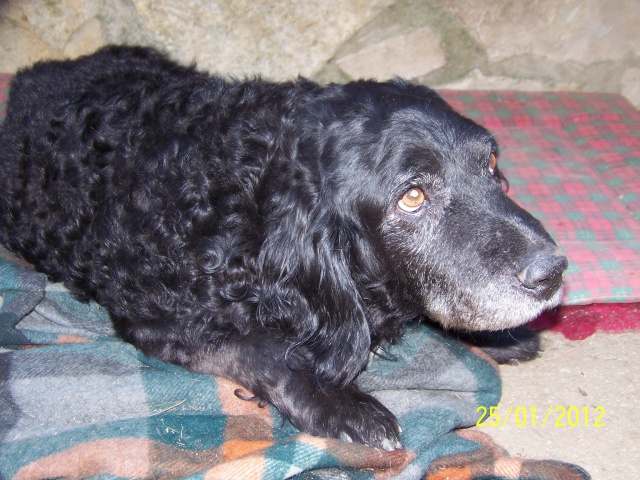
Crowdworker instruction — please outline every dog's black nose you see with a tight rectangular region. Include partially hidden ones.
[518,252,568,298]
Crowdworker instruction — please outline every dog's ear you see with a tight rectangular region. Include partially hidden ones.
[257,170,371,387]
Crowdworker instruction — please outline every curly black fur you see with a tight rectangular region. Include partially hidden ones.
[0,46,567,449]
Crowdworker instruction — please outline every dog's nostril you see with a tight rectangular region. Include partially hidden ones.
[518,253,568,296]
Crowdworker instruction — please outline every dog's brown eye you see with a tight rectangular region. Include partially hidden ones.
[488,153,497,173]
[398,188,426,213]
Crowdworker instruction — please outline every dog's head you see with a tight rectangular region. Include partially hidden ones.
[258,79,567,385]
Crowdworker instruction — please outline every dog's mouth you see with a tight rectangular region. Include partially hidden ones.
[426,285,564,332]
[419,250,568,332]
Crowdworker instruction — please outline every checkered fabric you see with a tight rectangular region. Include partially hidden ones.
[442,90,640,305]
[0,248,591,479]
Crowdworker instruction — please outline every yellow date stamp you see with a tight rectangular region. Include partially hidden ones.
[476,405,606,428]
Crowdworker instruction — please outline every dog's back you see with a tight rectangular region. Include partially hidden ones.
[0,47,286,308]
[0,46,202,272]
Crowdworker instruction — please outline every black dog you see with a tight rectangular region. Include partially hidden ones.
[0,46,567,450]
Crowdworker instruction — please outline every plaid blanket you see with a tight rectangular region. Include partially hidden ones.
[0,248,590,480]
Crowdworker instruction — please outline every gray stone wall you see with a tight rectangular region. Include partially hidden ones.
[1,0,639,107]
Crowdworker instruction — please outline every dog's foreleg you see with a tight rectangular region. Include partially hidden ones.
[184,330,401,450]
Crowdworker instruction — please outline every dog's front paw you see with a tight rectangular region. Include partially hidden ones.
[297,385,401,451]
[456,326,541,364]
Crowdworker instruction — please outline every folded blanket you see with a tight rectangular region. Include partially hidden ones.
[0,248,589,480]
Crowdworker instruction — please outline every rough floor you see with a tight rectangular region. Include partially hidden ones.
[480,330,640,479]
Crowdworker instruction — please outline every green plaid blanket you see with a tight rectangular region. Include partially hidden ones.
[0,247,589,480]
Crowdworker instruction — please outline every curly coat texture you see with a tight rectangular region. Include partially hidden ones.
[0,46,567,448]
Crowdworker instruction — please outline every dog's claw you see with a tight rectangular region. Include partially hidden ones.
[381,436,403,451]
[339,432,353,443]
[381,438,394,451]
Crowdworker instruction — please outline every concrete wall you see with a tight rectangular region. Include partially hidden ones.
[1,0,639,107]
